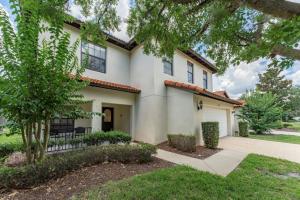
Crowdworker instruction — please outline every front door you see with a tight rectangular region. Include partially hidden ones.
[102,107,114,132]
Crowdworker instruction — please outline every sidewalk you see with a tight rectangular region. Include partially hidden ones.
[155,149,247,177]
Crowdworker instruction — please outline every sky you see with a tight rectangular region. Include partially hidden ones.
[1,0,299,99]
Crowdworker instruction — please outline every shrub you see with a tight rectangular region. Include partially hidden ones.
[238,122,249,137]
[238,92,283,134]
[167,134,196,152]
[83,131,131,145]
[0,144,156,189]
[0,143,25,158]
[282,123,292,128]
[201,122,219,149]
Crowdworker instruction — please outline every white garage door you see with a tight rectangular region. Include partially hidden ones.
[203,107,228,137]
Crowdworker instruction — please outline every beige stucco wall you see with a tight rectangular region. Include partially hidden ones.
[41,24,236,145]
[79,87,136,136]
[64,24,131,85]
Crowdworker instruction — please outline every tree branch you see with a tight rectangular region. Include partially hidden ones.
[271,45,300,60]
[243,0,300,19]
[170,0,300,19]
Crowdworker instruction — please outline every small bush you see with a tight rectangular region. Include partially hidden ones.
[0,144,156,189]
[0,143,25,158]
[201,122,219,149]
[238,122,249,137]
[167,134,196,152]
[282,123,292,128]
[83,131,131,145]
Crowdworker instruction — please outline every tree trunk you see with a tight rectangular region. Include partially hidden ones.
[26,123,33,164]
[40,117,50,161]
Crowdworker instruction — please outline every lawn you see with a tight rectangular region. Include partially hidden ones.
[249,134,300,145]
[75,154,300,200]
[0,133,22,145]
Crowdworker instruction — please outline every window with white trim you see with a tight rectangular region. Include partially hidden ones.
[187,61,194,83]
[203,70,208,89]
[81,41,106,73]
[163,57,173,76]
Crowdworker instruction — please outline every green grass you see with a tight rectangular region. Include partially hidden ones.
[75,154,300,200]
[249,134,300,145]
[0,133,22,145]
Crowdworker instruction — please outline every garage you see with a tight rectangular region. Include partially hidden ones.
[203,107,228,137]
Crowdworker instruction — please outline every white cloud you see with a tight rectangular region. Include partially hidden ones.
[68,0,131,41]
[213,60,267,99]
[214,61,300,99]
[113,0,131,41]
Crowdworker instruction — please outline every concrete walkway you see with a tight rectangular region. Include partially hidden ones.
[155,149,247,176]
[219,136,300,164]
[155,136,300,176]
[271,129,300,137]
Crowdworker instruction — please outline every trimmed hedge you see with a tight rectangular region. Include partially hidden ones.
[0,144,156,189]
[167,134,196,152]
[201,122,219,149]
[83,131,132,145]
[0,131,132,159]
[238,121,249,137]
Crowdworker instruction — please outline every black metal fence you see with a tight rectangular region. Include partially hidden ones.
[47,127,92,152]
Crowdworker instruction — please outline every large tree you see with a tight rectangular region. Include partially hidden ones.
[239,92,283,134]
[0,0,93,163]
[256,66,292,107]
[125,0,300,73]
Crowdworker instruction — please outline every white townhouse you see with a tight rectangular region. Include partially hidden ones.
[48,21,242,145]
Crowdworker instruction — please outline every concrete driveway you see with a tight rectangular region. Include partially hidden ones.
[219,136,300,164]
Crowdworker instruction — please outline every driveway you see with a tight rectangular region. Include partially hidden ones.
[219,136,300,164]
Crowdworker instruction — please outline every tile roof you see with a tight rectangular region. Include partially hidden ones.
[164,80,242,105]
[80,76,141,94]
[213,91,230,98]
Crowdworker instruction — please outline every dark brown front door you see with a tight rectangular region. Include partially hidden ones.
[102,107,114,132]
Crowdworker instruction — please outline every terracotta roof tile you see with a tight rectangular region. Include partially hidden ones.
[80,76,141,94]
[213,91,230,98]
[164,80,242,105]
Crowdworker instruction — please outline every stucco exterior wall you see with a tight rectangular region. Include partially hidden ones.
[64,24,131,85]
[79,87,136,136]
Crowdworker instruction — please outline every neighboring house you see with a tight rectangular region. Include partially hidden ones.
[46,21,242,145]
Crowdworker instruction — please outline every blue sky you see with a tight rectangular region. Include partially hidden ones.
[1,0,299,99]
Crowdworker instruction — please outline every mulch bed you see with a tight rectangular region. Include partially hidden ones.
[157,141,222,160]
[0,158,174,200]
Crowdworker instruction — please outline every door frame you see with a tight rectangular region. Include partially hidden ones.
[102,107,114,132]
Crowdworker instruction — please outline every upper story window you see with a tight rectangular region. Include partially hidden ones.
[203,70,208,89]
[163,57,173,76]
[187,61,194,83]
[81,41,106,73]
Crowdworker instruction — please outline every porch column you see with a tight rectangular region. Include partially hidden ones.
[91,100,102,132]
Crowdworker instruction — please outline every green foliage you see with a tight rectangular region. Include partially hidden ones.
[239,92,283,134]
[0,144,156,189]
[126,1,300,73]
[167,134,196,152]
[238,121,249,137]
[0,0,91,162]
[201,122,219,149]
[83,131,132,145]
[76,154,300,200]
[256,66,293,120]
[289,87,300,118]
[0,134,24,158]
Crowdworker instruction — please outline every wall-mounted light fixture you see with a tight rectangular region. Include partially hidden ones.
[197,100,203,110]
